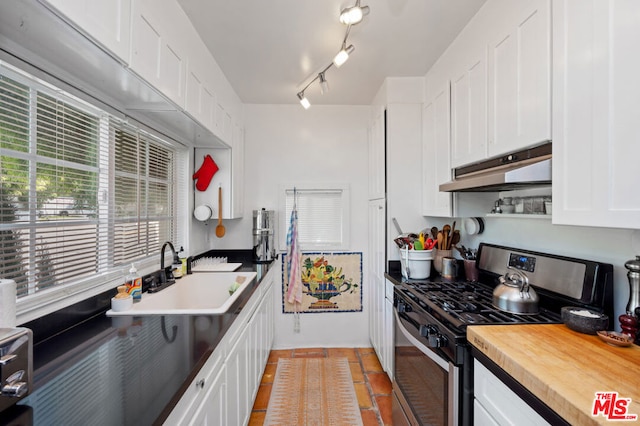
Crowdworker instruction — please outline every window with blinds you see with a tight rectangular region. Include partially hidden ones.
[281,185,350,251]
[0,65,179,300]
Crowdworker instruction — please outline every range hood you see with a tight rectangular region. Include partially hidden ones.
[440,143,552,192]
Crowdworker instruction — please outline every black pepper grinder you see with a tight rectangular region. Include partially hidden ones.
[620,256,640,343]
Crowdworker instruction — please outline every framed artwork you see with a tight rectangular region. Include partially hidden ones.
[282,252,362,313]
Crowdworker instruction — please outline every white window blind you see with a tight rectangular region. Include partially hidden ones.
[281,185,350,251]
[0,64,180,302]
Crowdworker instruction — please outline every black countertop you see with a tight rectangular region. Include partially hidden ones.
[7,250,273,426]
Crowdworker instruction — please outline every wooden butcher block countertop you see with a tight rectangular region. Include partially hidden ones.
[468,324,640,425]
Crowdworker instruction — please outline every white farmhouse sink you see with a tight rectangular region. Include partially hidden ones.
[106,271,257,316]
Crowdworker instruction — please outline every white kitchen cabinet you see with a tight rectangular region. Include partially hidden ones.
[368,199,386,370]
[188,363,226,426]
[450,46,488,168]
[382,280,394,377]
[43,0,131,64]
[474,360,549,426]
[130,0,188,109]
[487,0,551,158]
[231,124,245,219]
[552,0,640,230]
[422,83,453,217]
[163,348,225,425]
[166,267,275,426]
[368,107,386,200]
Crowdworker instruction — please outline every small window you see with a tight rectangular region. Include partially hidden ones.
[280,184,350,251]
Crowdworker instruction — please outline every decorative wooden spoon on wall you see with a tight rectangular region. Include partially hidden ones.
[215,186,225,238]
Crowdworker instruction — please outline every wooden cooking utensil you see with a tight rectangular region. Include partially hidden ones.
[442,223,451,249]
[431,226,439,240]
[437,231,444,250]
[450,230,461,247]
[215,186,225,238]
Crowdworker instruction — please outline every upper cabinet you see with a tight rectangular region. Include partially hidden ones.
[41,0,241,148]
[487,0,551,158]
[422,82,453,217]
[44,0,132,64]
[130,0,188,109]
[450,44,488,168]
[552,0,640,230]
[368,106,385,201]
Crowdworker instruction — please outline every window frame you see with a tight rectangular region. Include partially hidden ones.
[279,183,351,252]
[0,63,187,324]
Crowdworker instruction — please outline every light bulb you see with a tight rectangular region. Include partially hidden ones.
[333,45,355,68]
[297,92,311,109]
[339,5,369,25]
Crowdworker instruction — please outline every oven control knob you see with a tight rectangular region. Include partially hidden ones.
[419,324,437,337]
[428,333,447,348]
[397,302,412,313]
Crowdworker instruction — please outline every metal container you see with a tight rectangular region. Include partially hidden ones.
[252,209,276,263]
[492,268,539,314]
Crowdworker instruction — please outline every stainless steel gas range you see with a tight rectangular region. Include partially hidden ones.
[389,243,614,426]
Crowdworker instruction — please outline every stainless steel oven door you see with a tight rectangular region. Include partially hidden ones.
[392,309,459,426]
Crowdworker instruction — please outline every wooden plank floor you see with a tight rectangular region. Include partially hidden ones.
[249,347,392,426]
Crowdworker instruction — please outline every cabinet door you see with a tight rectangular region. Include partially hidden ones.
[368,108,386,200]
[422,83,453,217]
[488,0,551,158]
[45,0,131,64]
[451,47,488,168]
[226,326,250,426]
[230,124,245,219]
[474,360,549,425]
[189,369,226,426]
[383,294,394,377]
[552,0,640,229]
[130,0,187,108]
[368,199,385,361]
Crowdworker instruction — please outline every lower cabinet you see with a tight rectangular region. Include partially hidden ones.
[474,359,549,426]
[165,268,275,425]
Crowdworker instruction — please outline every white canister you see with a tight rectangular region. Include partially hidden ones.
[400,250,434,279]
[0,279,17,327]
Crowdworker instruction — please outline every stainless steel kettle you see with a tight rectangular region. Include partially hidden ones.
[492,267,539,314]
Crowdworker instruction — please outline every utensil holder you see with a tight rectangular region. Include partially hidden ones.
[434,249,452,274]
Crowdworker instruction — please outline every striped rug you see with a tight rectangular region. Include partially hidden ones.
[264,357,363,426]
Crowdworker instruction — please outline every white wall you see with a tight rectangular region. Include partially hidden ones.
[225,104,371,349]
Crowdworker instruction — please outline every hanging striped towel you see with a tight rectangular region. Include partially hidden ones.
[286,200,302,307]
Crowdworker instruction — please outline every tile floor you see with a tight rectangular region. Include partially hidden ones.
[248,347,393,426]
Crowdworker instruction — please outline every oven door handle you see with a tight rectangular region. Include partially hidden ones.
[393,310,449,371]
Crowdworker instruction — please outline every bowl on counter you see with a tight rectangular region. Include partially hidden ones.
[561,306,608,335]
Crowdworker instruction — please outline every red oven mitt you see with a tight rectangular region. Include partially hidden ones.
[193,154,219,191]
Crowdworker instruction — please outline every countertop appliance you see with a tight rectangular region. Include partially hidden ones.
[252,208,277,264]
[439,143,551,192]
[389,243,613,426]
[0,328,32,415]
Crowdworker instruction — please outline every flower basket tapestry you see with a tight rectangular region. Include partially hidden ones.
[282,252,362,313]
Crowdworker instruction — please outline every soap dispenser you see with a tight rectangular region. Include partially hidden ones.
[126,264,142,302]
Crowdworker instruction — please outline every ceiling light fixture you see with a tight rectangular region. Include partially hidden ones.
[297,92,311,109]
[294,1,369,108]
[333,44,355,68]
[319,72,329,94]
[339,1,370,25]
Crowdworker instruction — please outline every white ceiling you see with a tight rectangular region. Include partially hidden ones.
[176,0,487,106]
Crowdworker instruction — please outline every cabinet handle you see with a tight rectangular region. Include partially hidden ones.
[196,379,205,389]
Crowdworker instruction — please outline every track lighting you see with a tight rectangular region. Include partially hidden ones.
[340,3,370,25]
[297,92,310,109]
[294,1,369,108]
[319,72,329,94]
[333,44,355,68]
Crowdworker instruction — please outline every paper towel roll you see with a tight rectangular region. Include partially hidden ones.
[0,279,17,328]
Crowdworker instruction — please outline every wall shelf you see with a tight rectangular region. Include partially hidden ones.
[485,214,551,220]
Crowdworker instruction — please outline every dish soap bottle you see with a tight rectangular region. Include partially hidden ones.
[126,264,142,302]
